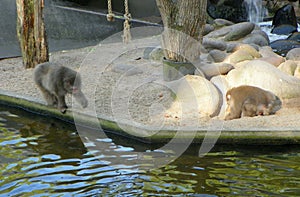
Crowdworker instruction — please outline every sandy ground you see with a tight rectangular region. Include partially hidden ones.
[1,36,300,132]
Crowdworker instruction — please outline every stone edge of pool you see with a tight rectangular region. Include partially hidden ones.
[0,90,299,145]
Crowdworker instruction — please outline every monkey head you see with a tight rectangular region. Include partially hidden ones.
[63,74,88,108]
[63,74,82,94]
[224,92,242,120]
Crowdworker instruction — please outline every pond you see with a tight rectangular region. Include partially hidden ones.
[0,105,299,196]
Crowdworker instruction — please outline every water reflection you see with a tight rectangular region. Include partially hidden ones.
[0,105,299,196]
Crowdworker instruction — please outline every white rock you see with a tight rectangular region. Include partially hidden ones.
[278,60,298,76]
[169,75,221,117]
[259,46,283,59]
[210,75,230,118]
[294,64,300,79]
[286,48,300,61]
[226,60,300,99]
[224,49,254,64]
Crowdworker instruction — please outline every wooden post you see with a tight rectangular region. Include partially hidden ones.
[16,0,49,69]
[156,0,207,63]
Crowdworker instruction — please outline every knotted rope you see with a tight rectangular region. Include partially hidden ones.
[106,0,115,22]
[122,0,131,43]
[107,0,131,43]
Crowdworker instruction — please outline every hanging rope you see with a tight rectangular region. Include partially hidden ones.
[122,0,131,43]
[107,0,115,22]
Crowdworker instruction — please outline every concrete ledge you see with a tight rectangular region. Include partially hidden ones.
[1,90,299,145]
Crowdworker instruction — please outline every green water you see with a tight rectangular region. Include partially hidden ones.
[0,105,299,196]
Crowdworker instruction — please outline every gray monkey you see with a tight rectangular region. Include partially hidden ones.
[34,62,88,113]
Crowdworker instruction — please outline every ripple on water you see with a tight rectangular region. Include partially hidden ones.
[0,106,300,196]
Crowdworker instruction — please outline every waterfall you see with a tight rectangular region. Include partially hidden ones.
[244,0,265,23]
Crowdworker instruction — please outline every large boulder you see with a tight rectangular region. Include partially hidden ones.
[288,32,300,42]
[170,75,221,117]
[271,4,298,35]
[205,26,232,39]
[270,39,300,57]
[242,33,269,46]
[258,46,285,67]
[198,62,234,78]
[207,49,228,62]
[259,46,284,59]
[278,60,298,76]
[213,18,235,27]
[271,24,297,35]
[202,38,228,51]
[224,49,255,64]
[286,48,300,61]
[233,44,261,58]
[294,65,300,79]
[251,30,270,43]
[224,22,255,41]
[226,60,300,99]
[210,75,230,118]
[257,56,285,67]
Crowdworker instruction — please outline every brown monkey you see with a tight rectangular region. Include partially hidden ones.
[34,62,88,113]
[224,85,281,120]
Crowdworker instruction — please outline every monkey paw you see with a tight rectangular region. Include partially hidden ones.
[59,106,68,114]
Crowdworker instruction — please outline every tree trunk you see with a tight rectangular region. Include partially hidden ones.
[156,0,207,63]
[16,0,49,69]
